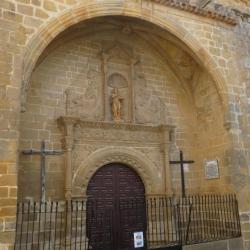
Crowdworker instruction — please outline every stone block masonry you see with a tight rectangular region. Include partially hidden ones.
[0,1,250,249]
[183,238,244,250]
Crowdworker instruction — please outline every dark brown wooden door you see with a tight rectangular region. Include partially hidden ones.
[87,163,146,250]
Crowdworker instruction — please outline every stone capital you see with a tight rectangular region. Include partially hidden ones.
[63,136,74,151]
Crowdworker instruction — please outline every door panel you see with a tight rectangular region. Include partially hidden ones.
[87,163,146,250]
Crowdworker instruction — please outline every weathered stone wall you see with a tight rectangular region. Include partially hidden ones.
[0,0,249,249]
[233,19,250,250]
[18,20,229,200]
[183,237,244,250]
[215,0,250,12]
[18,28,193,199]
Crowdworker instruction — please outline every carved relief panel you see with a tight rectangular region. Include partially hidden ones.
[134,74,161,124]
[65,69,102,120]
[62,39,166,126]
[194,73,217,132]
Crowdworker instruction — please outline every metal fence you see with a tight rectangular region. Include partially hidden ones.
[147,194,241,247]
[14,194,241,250]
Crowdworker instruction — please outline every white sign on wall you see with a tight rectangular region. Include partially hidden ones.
[245,58,250,69]
[134,232,144,248]
[204,159,220,180]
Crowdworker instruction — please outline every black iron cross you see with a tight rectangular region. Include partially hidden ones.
[169,151,194,198]
[22,140,63,203]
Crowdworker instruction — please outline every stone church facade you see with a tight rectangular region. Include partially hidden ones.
[0,0,250,249]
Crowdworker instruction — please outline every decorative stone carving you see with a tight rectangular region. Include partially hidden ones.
[72,144,98,171]
[108,73,128,89]
[65,69,101,120]
[197,0,212,9]
[175,51,197,82]
[194,73,217,132]
[58,116,173,145]
[100,41,138,122]
[72,146,163,196]
[135,74,160,124]
[65,89,81,116]
[58,116,175,195]
[104,42,133,62]
[152,0,237,25]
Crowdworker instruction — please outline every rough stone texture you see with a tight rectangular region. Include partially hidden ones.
[19,21,227,200]
[183,237,244,250]
[0,0,249,249]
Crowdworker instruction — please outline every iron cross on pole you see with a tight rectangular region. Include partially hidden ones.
[169,151,194,198]
[22,140,63,203]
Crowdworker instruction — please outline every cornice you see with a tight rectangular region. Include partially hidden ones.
[152,0,238,25]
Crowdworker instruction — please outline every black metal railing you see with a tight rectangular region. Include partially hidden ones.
[146,194,241,247]
[14,194,241,250]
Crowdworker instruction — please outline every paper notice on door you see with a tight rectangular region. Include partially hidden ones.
[134,232,144,248]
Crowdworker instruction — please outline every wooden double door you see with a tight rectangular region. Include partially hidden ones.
[86,163,146,250]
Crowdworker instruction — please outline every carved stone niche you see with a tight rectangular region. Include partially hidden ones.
[100,41,138,123]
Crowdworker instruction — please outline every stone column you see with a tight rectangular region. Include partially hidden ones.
[101,53,109,121]
[60,122,74,247]
[64,124,74,201]
[128,59,137,123]
[160,125,173,195]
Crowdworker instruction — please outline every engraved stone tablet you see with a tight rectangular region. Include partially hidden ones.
[245,58,250,69]
[204,160,220,179]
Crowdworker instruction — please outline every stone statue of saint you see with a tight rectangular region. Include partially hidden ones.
[111,88,123,122]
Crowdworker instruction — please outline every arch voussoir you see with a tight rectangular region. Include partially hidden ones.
[72,147,161,196]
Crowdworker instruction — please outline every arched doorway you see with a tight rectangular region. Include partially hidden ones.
[86,163,146,250]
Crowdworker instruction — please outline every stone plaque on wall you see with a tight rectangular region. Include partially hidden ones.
[204,160,220,179]
[245,58,250,69]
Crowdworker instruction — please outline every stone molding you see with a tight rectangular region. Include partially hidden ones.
[72,146,162,196]
[152,0,237,25]
[58,116,174,147]
[58,116,174,134]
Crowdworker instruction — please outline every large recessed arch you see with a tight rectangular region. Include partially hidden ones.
[21,0,229,112]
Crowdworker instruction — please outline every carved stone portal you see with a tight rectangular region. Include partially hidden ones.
[58,116,175,197]
[59,40,175,198]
